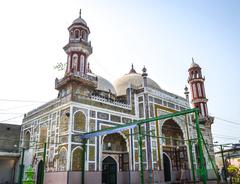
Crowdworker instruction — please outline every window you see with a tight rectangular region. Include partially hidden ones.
[193,83,197,98]
[81,30,86,40]
[80,55,85,75]
[139,103,144,118]
[72,54,78,71]
[74,29,80,39]
[197,83,202,97]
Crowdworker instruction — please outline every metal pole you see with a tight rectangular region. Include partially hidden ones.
[138,124,144,184]
[185,114,196,184]
[220,145,228,183]
[41,142,47,184]
[18,147,25,184]
[200,132,220,182]
[188,139,196,184]
[195,110,207,184]
[81,139,87,184]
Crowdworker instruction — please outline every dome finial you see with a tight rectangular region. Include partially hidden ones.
[129,63,136,74]
[142,66,148,78]
[79,9,81,18]
[192,57,195,63]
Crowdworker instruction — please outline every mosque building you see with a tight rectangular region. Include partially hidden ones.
[20,10,215,184]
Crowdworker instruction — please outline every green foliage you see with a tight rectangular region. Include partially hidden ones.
[227,165,240,184]
[227,165,239,176]
[54,62,66,71]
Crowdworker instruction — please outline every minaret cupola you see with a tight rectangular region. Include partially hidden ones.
[188,58,209,118]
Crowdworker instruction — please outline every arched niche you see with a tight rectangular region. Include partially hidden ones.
[102,133,127,152]
[24,131,31,149]
[162,119,184,146]
[74,111,86,131]
[71,147,83,171]
[58,147,67,171]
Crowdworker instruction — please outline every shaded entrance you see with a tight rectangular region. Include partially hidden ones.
[163,153,171,182]
[102,156,117,184]
[36,160,44,184]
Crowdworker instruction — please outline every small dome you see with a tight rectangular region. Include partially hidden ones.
[114,73,161,96]
[97,75,117,95]
[190,58,200,68]
[72,10,87,26]
[72,17,87,25]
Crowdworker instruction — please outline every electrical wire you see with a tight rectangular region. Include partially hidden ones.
[0,114,23,123]
[210,114,240,126]
[0,99,46,103]
[0,103,37,111]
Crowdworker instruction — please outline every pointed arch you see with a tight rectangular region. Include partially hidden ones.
[72,54,78,72]
[24,130,31,149]
[81,30,87,40]
[71,146,83,171]
[58,147,67,171]
[163,152,172,182]
[74,29,80,39]
[74,111,86,131]
[80,55,85,75]
[162,119,184,146]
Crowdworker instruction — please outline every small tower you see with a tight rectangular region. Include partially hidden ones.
[64,9,92,75]
[188,58,208,118]
[55,10,97,99]
[184,85,189,102]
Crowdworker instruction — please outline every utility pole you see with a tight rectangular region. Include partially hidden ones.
[220,145,228,183]
[18,147,25,184]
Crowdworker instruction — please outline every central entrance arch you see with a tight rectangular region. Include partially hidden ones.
[163,153,172,182]
[102,156,117,184]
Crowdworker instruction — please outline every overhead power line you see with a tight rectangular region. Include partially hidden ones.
[0,99,46,103]
[0,114,23,123]
[211,115,240,126]
[0,103,37,111]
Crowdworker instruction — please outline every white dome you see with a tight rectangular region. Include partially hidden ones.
[114,73,161,96]
[190,58,200,68]
[190,62,200,68]
[97,75,116,95]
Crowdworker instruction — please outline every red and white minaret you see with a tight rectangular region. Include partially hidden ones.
[55,10,96,94]
[64,9,92,76]
[188,58,208,118]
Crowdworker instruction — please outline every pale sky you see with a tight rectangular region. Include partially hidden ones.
[0,0,239,145]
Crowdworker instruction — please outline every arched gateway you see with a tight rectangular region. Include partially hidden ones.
[102,133,129,184]
[162,119,189,181]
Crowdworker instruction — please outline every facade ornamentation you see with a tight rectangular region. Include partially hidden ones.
[20,10,215,184]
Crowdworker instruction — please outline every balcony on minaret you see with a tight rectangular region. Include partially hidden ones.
[55,72,97,91]
[63,40,92,56]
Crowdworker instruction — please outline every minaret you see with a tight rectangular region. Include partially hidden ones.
[55,10,97,98]
[188,58,208,118]
[64,9,92,75]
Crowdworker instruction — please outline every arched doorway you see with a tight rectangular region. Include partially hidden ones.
[102,156,117,184]
[163,153,171,182]
[36,160,44,184]
[102,133,129,171]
